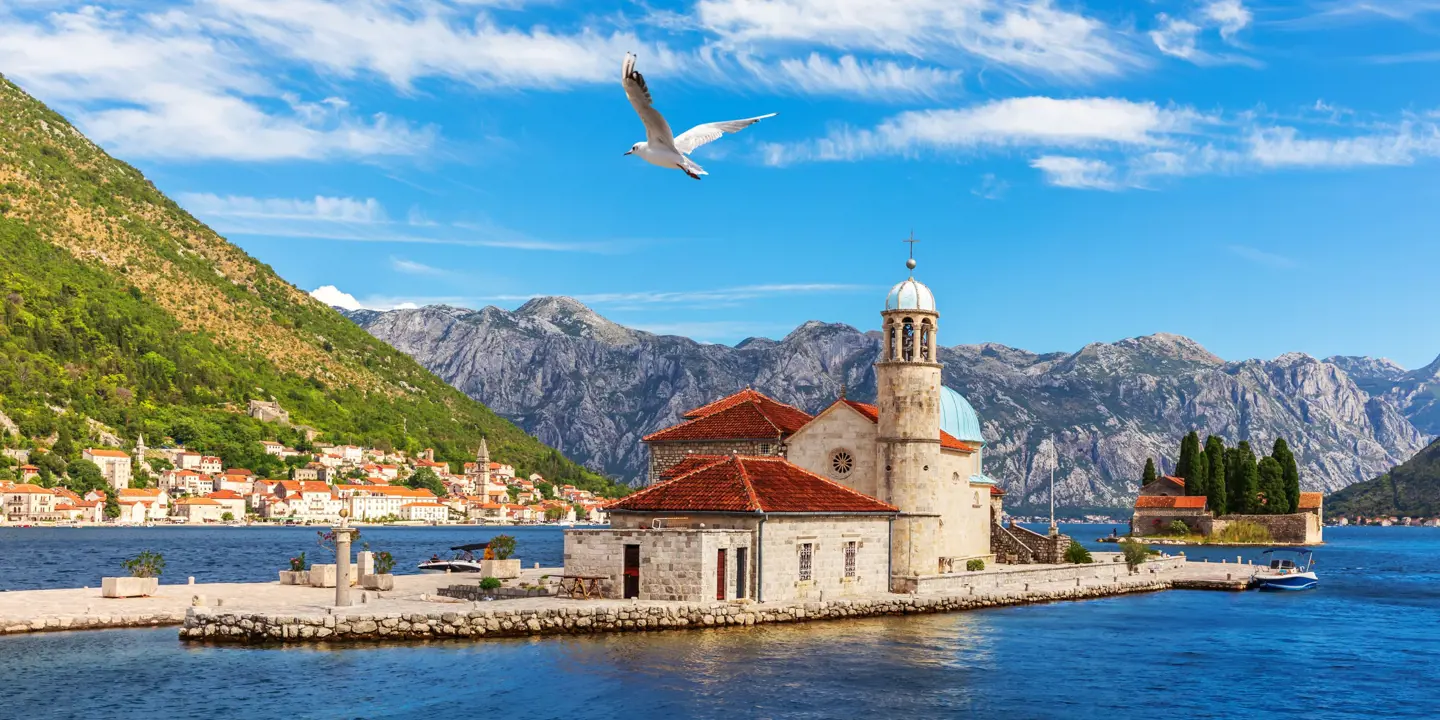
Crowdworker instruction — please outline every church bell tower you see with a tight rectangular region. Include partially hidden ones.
[876,236,943,580]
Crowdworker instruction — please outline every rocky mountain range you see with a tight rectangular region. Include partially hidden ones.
[343,298,1435,509]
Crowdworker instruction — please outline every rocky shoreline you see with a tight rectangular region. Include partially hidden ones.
[180,578,1174,644]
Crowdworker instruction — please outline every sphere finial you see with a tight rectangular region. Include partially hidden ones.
[906,258,917,271]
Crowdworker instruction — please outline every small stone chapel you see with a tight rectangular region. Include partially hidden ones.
[563,245,1007,601]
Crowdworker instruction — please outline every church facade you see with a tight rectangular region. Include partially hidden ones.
[562,254,1002,600]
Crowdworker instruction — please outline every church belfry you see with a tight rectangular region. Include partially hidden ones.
[876,236,944,579]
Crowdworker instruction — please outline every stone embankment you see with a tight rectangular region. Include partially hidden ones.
[4,610,186,635]
[181,577,1171,644]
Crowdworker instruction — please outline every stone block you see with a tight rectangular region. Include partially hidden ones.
[481,559,521,579]
[362,574,395,591]
[101,577,159,598]
[278,570,308,585]
[309,564,338,588]
[357,551,375,577]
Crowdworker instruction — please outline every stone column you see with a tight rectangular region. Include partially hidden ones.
[334,528,358,607]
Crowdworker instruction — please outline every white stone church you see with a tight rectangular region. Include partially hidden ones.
[563,253,1007,601]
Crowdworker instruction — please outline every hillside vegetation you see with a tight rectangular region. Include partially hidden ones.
[1327,439,1440,518]
[0,74,624,496]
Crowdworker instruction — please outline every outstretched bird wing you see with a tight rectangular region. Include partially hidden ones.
[622,53,676,152]
[673,113,777,155]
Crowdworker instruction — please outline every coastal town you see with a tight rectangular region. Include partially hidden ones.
[0,427,609,527]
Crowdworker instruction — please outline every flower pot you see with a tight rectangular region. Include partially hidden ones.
[278,570,309,585]
[102,576,159,598]
[480,559,521,579]
[361,573,394,591]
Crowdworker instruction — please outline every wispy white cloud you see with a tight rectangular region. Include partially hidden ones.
[1030,156,1118,190]
[731,52,961,100]
[693,0,1144,80]
[1247,124,1440,167]
[478,283,871,309]
[1227,245,1297,269]
[1150,1,1258,67]
[763,96,1203,165]
[390,257,448,275]
[179,193,618,252]
[971,173,1009,200]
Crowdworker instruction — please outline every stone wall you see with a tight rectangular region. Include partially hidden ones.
[757,515,890,602]
[180,577,1173,645]
[646,440,783,484]
[897,554,1184,595]
[1,610,186,635]
[564,527,754,601]
[990,522,1071,564]
[1204,513,1321,544]
[1131,508,1209,536]
[785,404,880,499]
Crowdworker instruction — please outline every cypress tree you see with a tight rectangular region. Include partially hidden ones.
[1191,448,1209,500]
[1272,438,1301,513]
[1142,457,1157,486]
[1204,435,1227,516]
[1176,431,1202,495]
[1258,457,1286,514]
[1235,442,1260,514]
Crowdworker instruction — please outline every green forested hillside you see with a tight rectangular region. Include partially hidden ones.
[0,74,624,496]
[1327,439,1440,518]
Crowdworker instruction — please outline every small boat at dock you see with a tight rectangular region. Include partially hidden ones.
[417,542,491,573]
[1253,548,1318,591]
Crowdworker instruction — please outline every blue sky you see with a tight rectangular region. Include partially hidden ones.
[4,0,1439,367]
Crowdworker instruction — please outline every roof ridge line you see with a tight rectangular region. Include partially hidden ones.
[773,458,899,511]
[732,455,763,512]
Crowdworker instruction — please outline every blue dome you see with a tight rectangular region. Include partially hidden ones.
[885,277,936,311]
[940,386,984,444]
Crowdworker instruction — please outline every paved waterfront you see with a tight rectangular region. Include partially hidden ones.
[0,553,1258,640]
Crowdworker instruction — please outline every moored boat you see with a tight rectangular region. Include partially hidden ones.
[416,542,491,573]
[1253,548,1318,591]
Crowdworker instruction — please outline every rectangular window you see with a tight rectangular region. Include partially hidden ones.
[716,549,727,601]
[735,548,748,599]
[798,543,813,581]
[844,541,857,578]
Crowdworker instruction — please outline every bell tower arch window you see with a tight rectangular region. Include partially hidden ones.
[886,319,897,361]
[920,319,933,362]
[901,318,915,361]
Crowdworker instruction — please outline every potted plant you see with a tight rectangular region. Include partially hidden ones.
[103,551,164,598]
[280,552,309,585]
[479,576,502,599]
[480,534,521,579]
[362,550,396,591]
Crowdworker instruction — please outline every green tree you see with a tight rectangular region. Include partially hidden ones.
[1191,447,1210,500]
[52,423,76,460]
[1272,438,1300,513]
[65,459,107,494]
[1176,431,1206,497]
[1235,443,1260,513]
[1258,456,1287,514]
[1204,435,1228,516]
[1141,457,1157,486]
[404,467,446,497]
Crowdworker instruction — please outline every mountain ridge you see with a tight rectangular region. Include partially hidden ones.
[341,297,1433,508]
[0,75,622,496]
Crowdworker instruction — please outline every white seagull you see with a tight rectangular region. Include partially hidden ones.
[621,53,776,180]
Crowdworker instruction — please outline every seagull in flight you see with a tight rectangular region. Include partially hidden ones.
[621,53,776,180]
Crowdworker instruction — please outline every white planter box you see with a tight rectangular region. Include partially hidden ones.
[278,570,309,585]
[102,576,159,598]
[309,564,337,588]
[361,573,395,591]
[481,559,521,579]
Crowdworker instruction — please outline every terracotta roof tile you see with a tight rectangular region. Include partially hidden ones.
[1298,492,1323,510]
[644,399,812,443]
[610,455,896,514]
[990,485,1006,496]
[3,484,52,494]
[85,448,130,458]
[1134,495,1207,509]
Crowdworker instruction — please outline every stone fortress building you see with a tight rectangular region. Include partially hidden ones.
[564,246,1025,601]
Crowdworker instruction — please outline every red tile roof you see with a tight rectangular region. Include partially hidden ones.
[85,448,129,458]
[610,455,897,514]
[644,396,814,443]
[835,399,976,453]
[990,485,1006,496]
[1134,495,1207,509]
[206,490,244,500]
[1298,492,1323,510]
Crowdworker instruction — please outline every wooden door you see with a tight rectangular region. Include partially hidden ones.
[716,549,727,601]
[623,544,640,599]
[735,548,747,600]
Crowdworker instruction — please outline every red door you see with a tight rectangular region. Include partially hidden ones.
[623,544,640,599]
[716,549,727,600]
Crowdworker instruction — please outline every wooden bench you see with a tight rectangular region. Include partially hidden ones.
[558,575,607,599]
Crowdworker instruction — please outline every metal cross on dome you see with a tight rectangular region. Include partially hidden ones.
[903,231,919,271]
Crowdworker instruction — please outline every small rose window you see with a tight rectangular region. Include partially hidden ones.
[830,449,854,479]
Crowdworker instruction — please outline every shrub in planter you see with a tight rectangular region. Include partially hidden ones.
[374,551,395,575]
[290,552,309,572]
[488,534,516,560]
[966,559,985,572]
[479,576,502,591]
[104,551,164,598]
[1064,541,1094,564]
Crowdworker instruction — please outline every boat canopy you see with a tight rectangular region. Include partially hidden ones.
[450,542,492,551]
[1260,548,1313,556]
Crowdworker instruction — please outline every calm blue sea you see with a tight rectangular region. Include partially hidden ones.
[1,525,1438,719]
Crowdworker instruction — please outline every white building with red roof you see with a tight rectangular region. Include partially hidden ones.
[566,251,1004,600]
[83,448,132,490]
